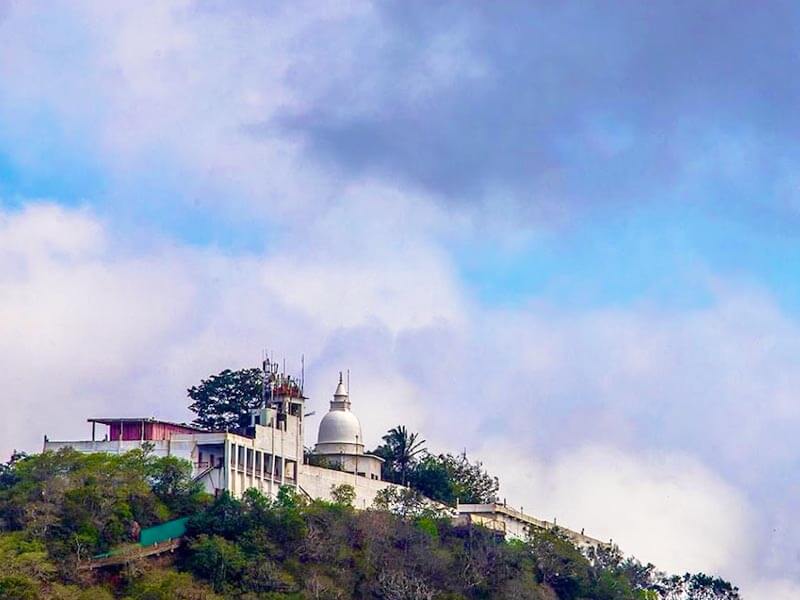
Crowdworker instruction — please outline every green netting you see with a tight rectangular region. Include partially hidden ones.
[139,516,189,547]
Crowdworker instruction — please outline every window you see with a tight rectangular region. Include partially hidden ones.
[265,454,273,477]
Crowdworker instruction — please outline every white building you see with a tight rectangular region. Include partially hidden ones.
[454,502,611,549]
[44,362,398,508]
[43,360,609,545]
[312,373,384,481]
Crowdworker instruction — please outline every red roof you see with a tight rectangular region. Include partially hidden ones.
[89,418,211,441]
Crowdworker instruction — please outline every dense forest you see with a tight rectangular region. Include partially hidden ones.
[0,448,740,600]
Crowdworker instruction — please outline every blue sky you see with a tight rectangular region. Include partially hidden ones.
[2,2,800,596]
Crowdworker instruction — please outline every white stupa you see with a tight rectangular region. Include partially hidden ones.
[312,373,383,480]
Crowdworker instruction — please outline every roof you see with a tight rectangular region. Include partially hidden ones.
[316,409,363,445]
[87,418,209,433]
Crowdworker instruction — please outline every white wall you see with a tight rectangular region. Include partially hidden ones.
[298,464,401,509]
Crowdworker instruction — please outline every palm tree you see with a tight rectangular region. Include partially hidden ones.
[380,425,426,486]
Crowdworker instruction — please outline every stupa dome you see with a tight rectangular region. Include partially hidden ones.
[317,409,363,445]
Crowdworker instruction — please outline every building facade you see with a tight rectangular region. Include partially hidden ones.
[44,361,395,508]
[43,360,610,546]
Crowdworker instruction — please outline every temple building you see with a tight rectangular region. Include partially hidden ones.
[43,361,395,508]
[42,359,609,547]
[312,373,383,480]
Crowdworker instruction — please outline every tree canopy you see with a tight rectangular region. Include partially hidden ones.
[187,367,264,431]
[0,448,740,600]
[371,425,426,485]
[409,451,499,505]
[371,425,499,507]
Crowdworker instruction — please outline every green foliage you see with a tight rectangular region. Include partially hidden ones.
[186,534,247,592]
[0,533,55,581]
[371,425,426,485]
[329,484,356,507]
[0,448,207,570]
[408,451,499,506]
[372,486,449,520]
[0,448,741,600]
[124,568,222,599]
[529,528,593,599]
[0,452,27,491]
[148,455,208,514]
[49,583,115,600]
[187,368,264,431]
[370,425,499,507]
[656,573,740,599]
[414,516,439,539]
[0,575,38,600]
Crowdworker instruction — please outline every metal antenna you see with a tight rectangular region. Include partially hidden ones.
[301,353,305,393]
[261,350,267,408]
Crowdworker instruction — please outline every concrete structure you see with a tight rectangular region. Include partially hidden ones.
[45,361,307,498]
[43,359,609,551]
[44,361,398,507]
[312,373,383,481]
[455,502,611,549]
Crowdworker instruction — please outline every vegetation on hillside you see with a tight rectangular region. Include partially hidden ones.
[371,426,499,507]
[0,449,740,600]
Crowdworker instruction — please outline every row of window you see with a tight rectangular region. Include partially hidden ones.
[228,444,296,481]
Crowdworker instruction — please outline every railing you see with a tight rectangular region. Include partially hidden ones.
[82,538,181,570]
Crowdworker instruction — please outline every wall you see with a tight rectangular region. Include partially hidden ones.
[298,464,402,509]
[104,420,202,442]
[457,503,609,549]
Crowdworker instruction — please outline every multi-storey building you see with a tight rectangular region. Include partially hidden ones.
[43,360,609,547]
[44,360,392,507]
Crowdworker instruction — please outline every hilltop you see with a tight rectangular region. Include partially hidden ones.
[0,448,739,600]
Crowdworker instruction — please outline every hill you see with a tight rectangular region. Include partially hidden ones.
[0,449,739,600]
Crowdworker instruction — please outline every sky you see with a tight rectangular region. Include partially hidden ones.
[1,1,799,597]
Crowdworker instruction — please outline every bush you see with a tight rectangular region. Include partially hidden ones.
[0,575,38,600]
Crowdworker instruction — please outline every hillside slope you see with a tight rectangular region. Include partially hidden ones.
[0,449,739,599]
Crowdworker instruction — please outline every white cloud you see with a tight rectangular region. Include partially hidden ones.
[4,202,800,597]
[0,201,462,456]
[744,579,800,600]
[480,443,751,576]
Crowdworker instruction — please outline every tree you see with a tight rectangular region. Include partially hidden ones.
[147,455,207,514]
[528,528,592,600]
[186,534,246,593]
[0,575,38,600]
[188,368,264,431]
[406,455,453,504]
[126,568,223,600]
[408,452,499,506]
[658,573,740,600]
[372,426,426,485]
[0,451,27,490]
[330,484,356,507]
